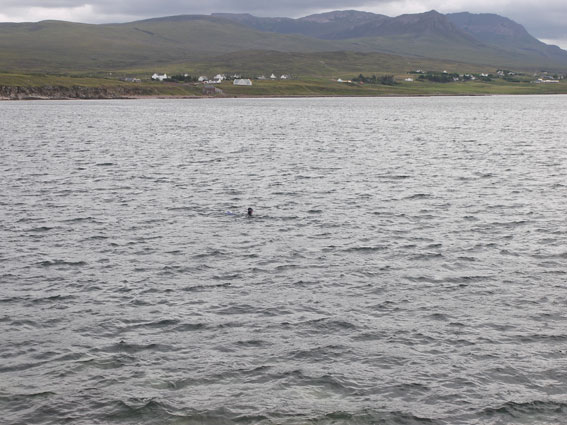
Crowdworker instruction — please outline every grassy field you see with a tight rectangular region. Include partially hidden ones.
[212,77,567,97]
[2,72,567,99]
[117,50,494,80]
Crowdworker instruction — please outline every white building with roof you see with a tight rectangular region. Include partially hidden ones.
[233,79,253,86]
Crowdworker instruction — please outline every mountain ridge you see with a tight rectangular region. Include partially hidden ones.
[1,9,566,73]
[212,10,567,68]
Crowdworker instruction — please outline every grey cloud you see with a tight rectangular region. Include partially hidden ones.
[2,0,376,18]
[493,3,567,40]
[105,0,376,18]
[1,0,566,42]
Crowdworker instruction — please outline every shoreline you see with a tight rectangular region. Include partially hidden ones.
[2,83,567,101]
[3,75,567,100]
[2,93,557,101]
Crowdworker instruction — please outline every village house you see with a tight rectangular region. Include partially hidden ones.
[234,79,253,86]
[536,78,560,84]
[151,73,168,81]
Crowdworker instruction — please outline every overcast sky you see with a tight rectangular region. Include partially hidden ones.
[1,0,566,48]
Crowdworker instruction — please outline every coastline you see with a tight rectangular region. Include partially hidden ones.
[1,92,558,101]
[2,80,567,100]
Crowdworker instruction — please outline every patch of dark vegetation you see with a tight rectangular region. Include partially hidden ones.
[352,73,396,85]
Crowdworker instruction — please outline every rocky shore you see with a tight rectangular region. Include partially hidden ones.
[0,84,159,100]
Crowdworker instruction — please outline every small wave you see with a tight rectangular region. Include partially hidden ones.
[490,220,533,228]
[27,226,55,232]
[193,249,228,259]
[29,294,76,304]
[404,193,432,200]
[344,246,387,252]
[182,282,232,292]
[313,410,436,425]
[382,174,412,180]
[101,341,174,354]
[302,317,357,332]
[427,313,449,321]
[38,260,87,267]
[129,319,180,329]
[172,322,207,332]
[463,215,479,221]
[409,252,443,261]
[481,400,567,419]
[60,216,97,223]
[82,235,109,241]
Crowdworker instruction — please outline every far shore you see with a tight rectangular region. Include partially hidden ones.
[3,92,563,101]
[2,75,567,100]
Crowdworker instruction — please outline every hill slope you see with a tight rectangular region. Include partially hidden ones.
[0,11,566,73]
[447,12,567,64]
[0,16,350,71]
[216,10,567,69]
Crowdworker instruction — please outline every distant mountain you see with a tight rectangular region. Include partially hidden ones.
[447,12,542,46]
[447,12,567,62]
[0,10,566,73]
[216,10,567,68]
[211,10,385,40]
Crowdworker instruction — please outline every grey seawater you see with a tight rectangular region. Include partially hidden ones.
[1,96,567,425]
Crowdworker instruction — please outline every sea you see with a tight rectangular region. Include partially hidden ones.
[1,96,567,425]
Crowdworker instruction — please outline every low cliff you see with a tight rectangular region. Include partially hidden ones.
[0,84,160,100]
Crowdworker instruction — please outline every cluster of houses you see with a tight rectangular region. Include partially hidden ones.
[150,72,291,86]
[534,72,564,84]
[335,69,567,85]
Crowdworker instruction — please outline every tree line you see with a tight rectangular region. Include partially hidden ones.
[352,74,396,85]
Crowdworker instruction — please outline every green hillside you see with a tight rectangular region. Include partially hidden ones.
[0,17,353,72]
[135,50,489,79]
[0,17,497,77]
[2,13,567,75]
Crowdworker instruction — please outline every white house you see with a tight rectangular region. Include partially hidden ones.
[214,74,226,81]
[280,74,289,79]
[198,76,208,82]
[151,73,168,81]
[233,79,253,86]
[270,73,277,79]
[404,78,414,82]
